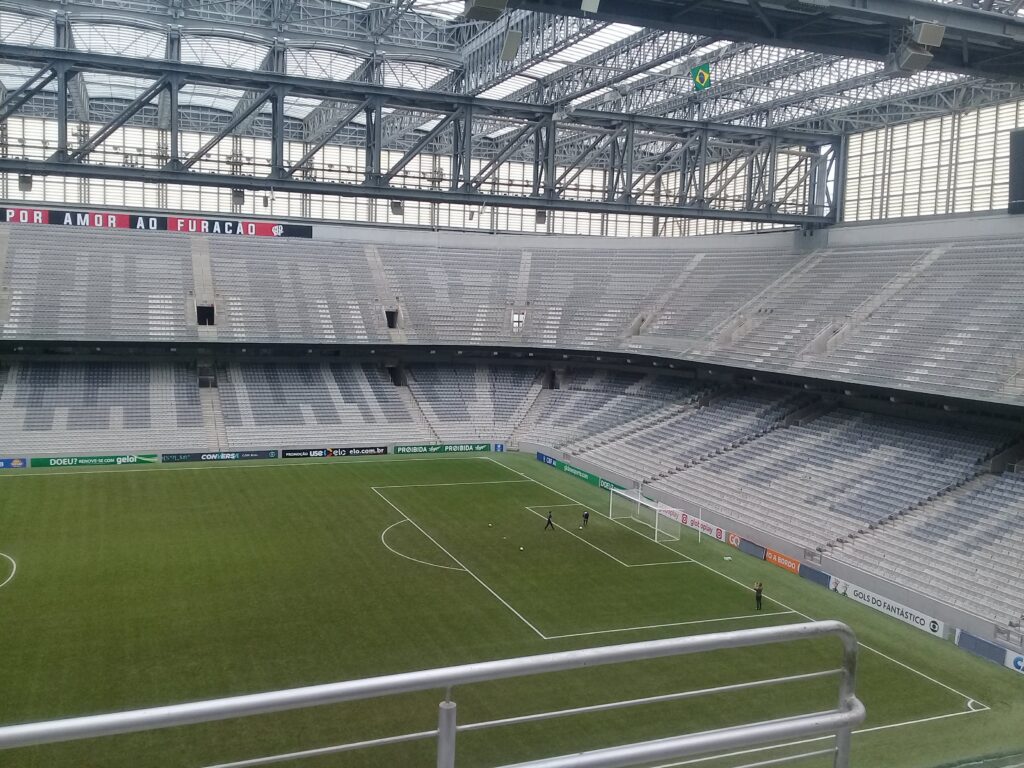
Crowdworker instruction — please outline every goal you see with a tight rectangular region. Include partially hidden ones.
[607,486,683,543]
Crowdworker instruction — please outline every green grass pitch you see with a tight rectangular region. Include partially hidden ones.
[0,452,1021,768]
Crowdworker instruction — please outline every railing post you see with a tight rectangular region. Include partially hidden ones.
[833,626,859,768]
[437,695,457,768]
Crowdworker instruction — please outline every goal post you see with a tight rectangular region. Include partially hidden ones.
[607,486,683,543]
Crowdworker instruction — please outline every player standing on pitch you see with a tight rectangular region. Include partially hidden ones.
[754,581,764,611]
[544,511,555,530]
[582,509,590,527]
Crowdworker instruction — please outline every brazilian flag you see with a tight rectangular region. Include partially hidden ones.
[691,63,711,91]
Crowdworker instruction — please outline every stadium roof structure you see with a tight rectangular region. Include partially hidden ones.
[0,0,1022,223]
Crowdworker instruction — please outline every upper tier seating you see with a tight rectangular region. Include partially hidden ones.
[793,239,1024,398]
[643,250,801,343]
[702,244,933,366]
[379,246,519,344]
[3,223,1024,406]
[210,238,388,343]
[1,227,195,341]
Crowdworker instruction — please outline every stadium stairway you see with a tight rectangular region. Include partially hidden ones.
[201,388,229,451]
[0,226,10,329]
[796,244,949,361]
[398,383,441,442]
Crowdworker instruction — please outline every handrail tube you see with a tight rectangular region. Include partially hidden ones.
[457,669,843,732]
[0,621,856,751]
[199,670,845,768]
[494,702,867,768]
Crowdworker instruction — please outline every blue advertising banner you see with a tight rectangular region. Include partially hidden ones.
[0,458,28,469]
[799,563,832,588]
[957,630,1012,666]
[737,538,767,560]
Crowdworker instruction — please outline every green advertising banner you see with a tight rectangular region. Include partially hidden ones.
[30,454,159,468]
[535,452,625,491]
[394,443,492,455]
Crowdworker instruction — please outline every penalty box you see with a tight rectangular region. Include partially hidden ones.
[373,480,796,641]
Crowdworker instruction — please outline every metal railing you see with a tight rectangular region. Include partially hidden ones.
[0,621,865,768]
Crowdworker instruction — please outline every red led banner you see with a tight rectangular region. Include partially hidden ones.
[0,206,312,238]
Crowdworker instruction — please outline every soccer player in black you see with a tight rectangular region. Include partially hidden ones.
[582,509,590,527]
[544,511,555,530]
[754,581,764,611]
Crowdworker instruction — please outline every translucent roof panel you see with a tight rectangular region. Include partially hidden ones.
[518,24,643,81]
[283,96,326,119]
[410,0,466,20]
[73,23,165,59]
[178,83,249,112]
[181,36,269,71]
[478,75,536,101]
[380,60,453,90]
[287,49,365,81]
[0,64,52,91]
[81,73,160,101]
[0,10,52,47]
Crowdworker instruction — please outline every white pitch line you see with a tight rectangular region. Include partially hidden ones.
[544,611,797,641]
[374,479,531,489]
[0,455,492,480]
[525,505,690,569]
[525,506,630,567]
[495,460,694,564]
[651,708,989,768]
[379,521,465,572]
[372,487,546,640]
[486,456,989,709]
[0,553,16,590]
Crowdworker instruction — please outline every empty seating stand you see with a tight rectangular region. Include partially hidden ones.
[832,472,1024,626]
[1,226,196,341]
[0,361,208,452]
[216,362,432,447]
[210,239,388,343]
[648,410,1008,551]
[407,364,542,442]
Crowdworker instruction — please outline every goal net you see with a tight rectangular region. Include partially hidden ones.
[607,486,683,543]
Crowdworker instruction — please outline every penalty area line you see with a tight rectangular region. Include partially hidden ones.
[543,611,798,641]
[524,505,690,569]
[372,487,546,640]
[373,479,532,489]
[484,456,988,709]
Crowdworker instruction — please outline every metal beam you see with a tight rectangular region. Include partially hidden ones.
[67,76,168,161]
[0,156,836,224]
[231,42,287,135]
[179,86,275,170]
[0,43,835,144]
[503,29,715,106]
[0,65,57,123]
[433,11,607,96]
[287,100,368,177]
[507,0,1024,80]
[3,0,462,57]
